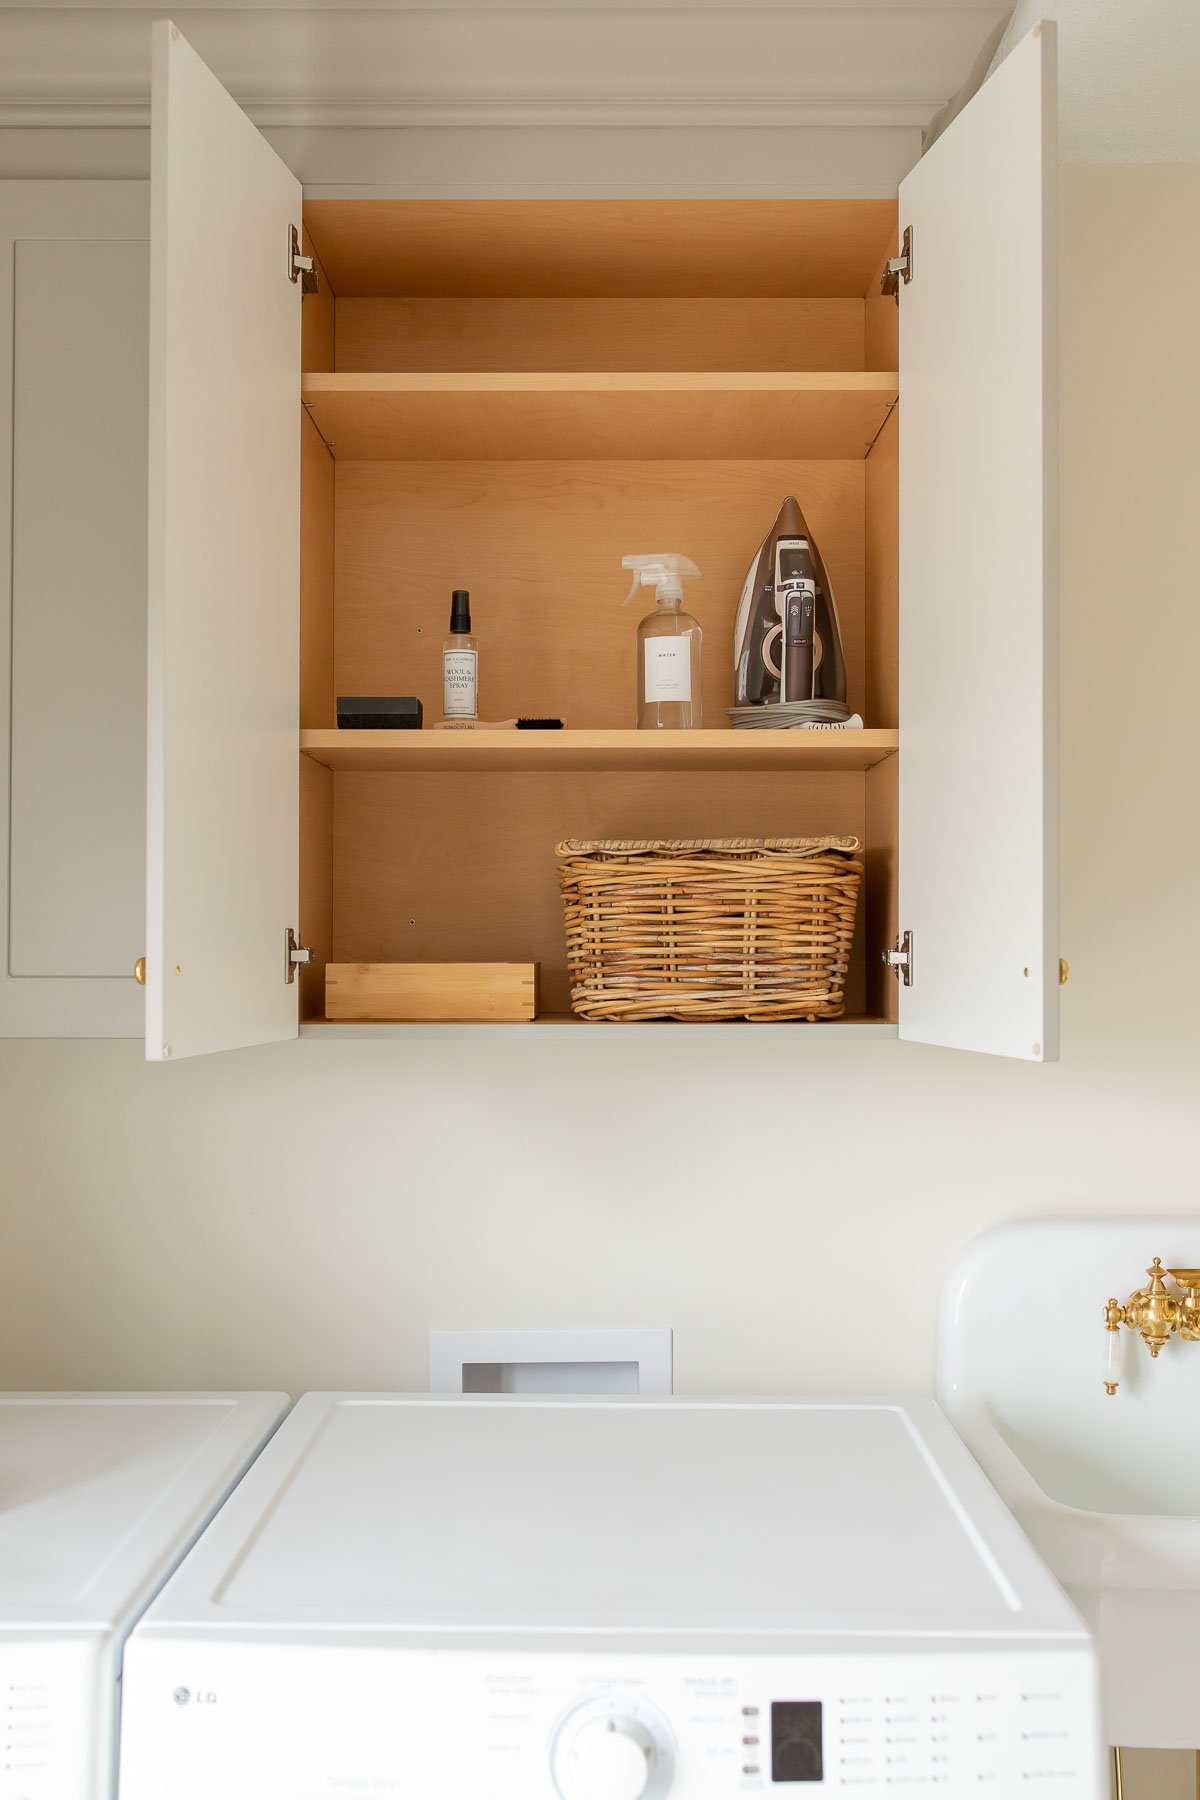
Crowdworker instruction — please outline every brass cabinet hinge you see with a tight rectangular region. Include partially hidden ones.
[288,224,318,294]
[883,929,914,986]
[880,225,913,303]
[286,927,314,984]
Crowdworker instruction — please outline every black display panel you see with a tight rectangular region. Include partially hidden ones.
[770,1701,824,1782]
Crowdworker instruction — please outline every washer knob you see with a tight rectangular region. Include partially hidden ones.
[553,1713,659,1800]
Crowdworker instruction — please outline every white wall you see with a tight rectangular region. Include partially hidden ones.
[0,166,1196,1403]
[996,0,1200,160]
[0,123,922,196]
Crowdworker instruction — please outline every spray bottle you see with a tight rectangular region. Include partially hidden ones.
[622,553,703,729]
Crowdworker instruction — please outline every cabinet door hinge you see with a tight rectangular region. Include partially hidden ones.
[288,224,318,294]
[880,226,913,303]
[286,927,314,983]
[883,929,914,986]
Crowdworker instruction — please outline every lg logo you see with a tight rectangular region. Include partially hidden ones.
[173,1686,217,1706]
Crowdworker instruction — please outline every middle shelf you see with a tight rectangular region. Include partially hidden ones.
[301,370,899,461]
[300,728,900,774]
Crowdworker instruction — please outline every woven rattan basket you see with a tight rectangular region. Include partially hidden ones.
[556,836,863,1023]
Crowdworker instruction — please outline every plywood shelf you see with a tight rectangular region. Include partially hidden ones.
[299,1016,899,1041]
[302,199,901,300]
[301,371,898,462]
[300,727,899,774]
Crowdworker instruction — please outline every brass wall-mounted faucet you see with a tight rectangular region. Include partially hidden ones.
[1103,1258,1200,1393]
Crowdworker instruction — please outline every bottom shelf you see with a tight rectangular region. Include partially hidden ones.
[299,1015,898,1041]
[301,733,900,1036]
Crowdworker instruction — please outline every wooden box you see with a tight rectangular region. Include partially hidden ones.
[325,961,539,1023]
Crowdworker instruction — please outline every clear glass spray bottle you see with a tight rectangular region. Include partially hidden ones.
[622,554,703,730]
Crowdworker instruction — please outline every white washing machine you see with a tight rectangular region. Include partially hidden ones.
[0,1390,288,1800]
[119,1395,1105,1798]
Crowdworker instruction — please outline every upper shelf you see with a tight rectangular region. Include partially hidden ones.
[302,200,900,300]
[300,728,899,774]
[301,371,899,462]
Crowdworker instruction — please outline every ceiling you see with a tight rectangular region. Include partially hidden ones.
[0,3,1012,135]
[0,1,1194,164]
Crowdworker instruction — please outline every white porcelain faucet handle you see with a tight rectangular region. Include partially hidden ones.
[1104,1321,1125,1394]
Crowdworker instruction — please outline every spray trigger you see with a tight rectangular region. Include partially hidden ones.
[621,553,701,606]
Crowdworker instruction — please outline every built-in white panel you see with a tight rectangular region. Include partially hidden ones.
[429,1328,673,1396]
[10,238,147,980]
[0,181,147,1037]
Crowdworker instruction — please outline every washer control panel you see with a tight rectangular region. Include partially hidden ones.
[119,1640,1103,1799]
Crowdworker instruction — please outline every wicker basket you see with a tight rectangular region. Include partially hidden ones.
[556,836,863,1023]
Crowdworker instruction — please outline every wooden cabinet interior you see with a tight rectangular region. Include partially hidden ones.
[298,201,900,1030]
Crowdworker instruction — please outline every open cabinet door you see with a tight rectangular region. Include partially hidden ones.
[897,22,1058,1061]
[146,22,303,1060]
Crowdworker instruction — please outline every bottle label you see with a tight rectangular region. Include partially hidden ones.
[644,639,692,703]
[443,648,477,718]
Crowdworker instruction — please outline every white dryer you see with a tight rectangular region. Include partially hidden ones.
[0,1390,287,1800]
[120,1395,1105,1798]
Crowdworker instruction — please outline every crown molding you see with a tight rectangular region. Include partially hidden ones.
[0,95,942,132]
[0,0,1011,9]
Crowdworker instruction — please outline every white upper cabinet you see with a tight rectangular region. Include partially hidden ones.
[0,182,148,1039]
[137,20,1059,1062]
[895,22,1059,1061]
[146,22,304,1061]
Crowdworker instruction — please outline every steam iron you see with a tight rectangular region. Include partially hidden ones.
[731,496,847,719]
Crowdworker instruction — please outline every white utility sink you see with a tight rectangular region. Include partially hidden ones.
[939,1217,1200,1750]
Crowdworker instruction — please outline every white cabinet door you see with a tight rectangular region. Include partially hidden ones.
[897,22,1058,1061]
[147,21,303,1061]
[0,183,148,1038]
